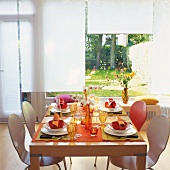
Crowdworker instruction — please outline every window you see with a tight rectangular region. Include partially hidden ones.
[46,0,154,98]
[0,0,34,118]
[1,0,170,120]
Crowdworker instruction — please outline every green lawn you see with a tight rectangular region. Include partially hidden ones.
[47,70,145,97]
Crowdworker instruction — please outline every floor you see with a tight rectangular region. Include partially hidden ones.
[0,123,170,170]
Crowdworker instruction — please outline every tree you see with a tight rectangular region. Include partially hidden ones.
[96,34,103,69]
[110,34,116,69]
[85,34,99,69]
[128,34,151,46]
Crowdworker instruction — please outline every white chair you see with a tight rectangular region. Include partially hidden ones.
[22,101,36,138]
[106,114,170,170]
[22,101,72,165]
[8,113,67,170]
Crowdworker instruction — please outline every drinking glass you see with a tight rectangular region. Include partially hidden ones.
[67,122,77,140]
[74,114,82,138]
[93,106,100,123]
[69,103,77,117]
[99,111,107,126]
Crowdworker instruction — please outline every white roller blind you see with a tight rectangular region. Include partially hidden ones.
[43,0,85,92]
[0,0,34,119]
[20,21,35,92]
[150,0,170,94]
[21,0,44,92]
[88,0,153,34]
[0,22,21,118]
[0,0,34,15]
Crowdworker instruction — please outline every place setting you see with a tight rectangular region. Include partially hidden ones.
[102,116,143,141]
[36,111,91,141]
[39,113,69,140]
[46,99,72,116]
[99,98,123,115]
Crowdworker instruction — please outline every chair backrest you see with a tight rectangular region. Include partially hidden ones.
[147,114,170,166]
[8,114,30,165]
[22,101,36,138]
[130,101,147,131]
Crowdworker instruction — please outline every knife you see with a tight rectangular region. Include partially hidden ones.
[117,135,138,139]
[40,134,67,139]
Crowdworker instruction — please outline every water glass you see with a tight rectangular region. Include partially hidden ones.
[99,111,107,125]
[67,122,77,140]
[69,103,77,117]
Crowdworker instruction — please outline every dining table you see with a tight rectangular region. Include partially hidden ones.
[29,104,147,170]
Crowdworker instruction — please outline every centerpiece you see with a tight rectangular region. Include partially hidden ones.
[115,69,135,104]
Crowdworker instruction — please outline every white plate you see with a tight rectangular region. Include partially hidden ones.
[50,108,70,114]
[43,122,67,132]
[107,123,133,133]
[100,106,122,112]
[41,127,68,136]
[104,125,137,136]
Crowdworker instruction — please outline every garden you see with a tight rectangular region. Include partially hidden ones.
[47,34,151,98]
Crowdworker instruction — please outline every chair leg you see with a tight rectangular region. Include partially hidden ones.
[94,156,97,166]
[25,165,30,170]
[70,156,72,164]
[63,158,67,170]
[106,157,109,170]
[57,163,61,170]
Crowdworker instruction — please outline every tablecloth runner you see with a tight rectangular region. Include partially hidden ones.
[32,123,144,142]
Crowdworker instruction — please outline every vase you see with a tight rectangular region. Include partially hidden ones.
[122,88,129,104]
[85,103,92,131]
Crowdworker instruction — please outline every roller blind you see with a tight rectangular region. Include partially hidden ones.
[150,0,170,94]
[0,0,34,118]
[0,22,21,118]
[43,0,85,92]
[88,0,153,34]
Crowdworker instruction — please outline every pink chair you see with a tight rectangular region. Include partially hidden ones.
[8,114,67,170]
[106,114,170,170]
[130,101,147,131]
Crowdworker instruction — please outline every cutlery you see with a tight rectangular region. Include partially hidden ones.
[117,135,138,139]
[40,134,67,139]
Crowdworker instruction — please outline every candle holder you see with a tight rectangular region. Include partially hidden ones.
[90,126,99,136]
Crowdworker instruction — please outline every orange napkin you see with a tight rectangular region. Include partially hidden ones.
[111,116,127,130]
[52,113,59,126]
[48,113,64,129]
[58,97,67,109]
[117,116,125,127]
[105,98,116,108]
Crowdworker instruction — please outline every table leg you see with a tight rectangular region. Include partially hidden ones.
[30,154,40,170]
[136,155,146,170]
